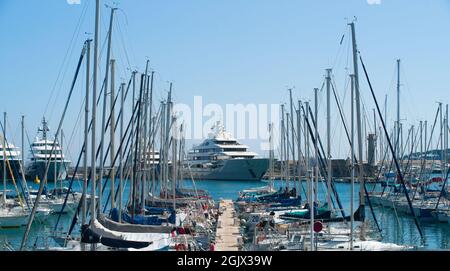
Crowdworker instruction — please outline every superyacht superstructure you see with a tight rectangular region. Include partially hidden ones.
[184,123,269,181]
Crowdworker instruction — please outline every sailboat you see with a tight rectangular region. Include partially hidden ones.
[0,113,29,229]
[0,113,51,229]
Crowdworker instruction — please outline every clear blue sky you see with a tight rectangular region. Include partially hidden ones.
[1,0,450,162]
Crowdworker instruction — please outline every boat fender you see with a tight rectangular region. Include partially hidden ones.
[256,235,265,244]
[177,227,186,234]
[175,243,186,251]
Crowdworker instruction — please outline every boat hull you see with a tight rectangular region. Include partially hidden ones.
[187,158,269,181]
[25,160,71,182]
[432,211,449,223]
[0,209,29,228]
[89,219,172,251]
[43,199,79,214]
[0,159,22,181]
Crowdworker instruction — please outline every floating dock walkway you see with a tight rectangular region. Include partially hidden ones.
[215,200,242,251]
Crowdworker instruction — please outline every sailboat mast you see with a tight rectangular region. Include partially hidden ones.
[60,129,64,191]
[349,22,365,223]
[445,105,448,193]
[400,123,403,160]
[410,125,415,159]
[280,105,285,187]
[20,115,29,198]
[159,102,165,197]
[286,112,290,190]
[141,65,150,215]
[140,72,148,212]
[424,120,428,170]
[314,88,319,204]
[130,71,136,215]
[54,133,57,190]
[21,115,24,166]
[165,84,173,198]
[305,102,310,207]
[82,39,91,228]
[172,118,177,211]
[2,112,6,204]
[178,124,184,189]
[326,68,332,211]
[268,123,273,190]
[350,74,355,250]
[90,0,100,225]
[384,95,387,161]
[312,87,319,250]
[373,109,377,163]
[132,74,145,218]
[397,59,401,161]
[289,89,295,189]
[56,129,64,192]
[419,120,423,162]
[147,71,154,202]
[148,71,155,200]
[119,82,125,223]
[110,59,116,210]
[440,102,443,176]
[296,102,302,200]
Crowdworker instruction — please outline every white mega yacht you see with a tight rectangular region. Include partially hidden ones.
[0,140,22,181]
[184,122,269,181]
[25,118,71,182]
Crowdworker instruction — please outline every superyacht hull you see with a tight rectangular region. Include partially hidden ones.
[188,158,269,181]
[0,159,22,180]
[25,160,71,182]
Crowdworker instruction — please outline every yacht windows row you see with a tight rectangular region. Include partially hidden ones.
[191,148,248,153]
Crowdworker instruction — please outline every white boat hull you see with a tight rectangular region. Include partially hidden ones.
[0,209,29,228]
[91,219,172,251]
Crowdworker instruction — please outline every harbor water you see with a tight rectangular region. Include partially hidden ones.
[0,179,448,251]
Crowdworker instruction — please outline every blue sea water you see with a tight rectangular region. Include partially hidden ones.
[0,179,448,250]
